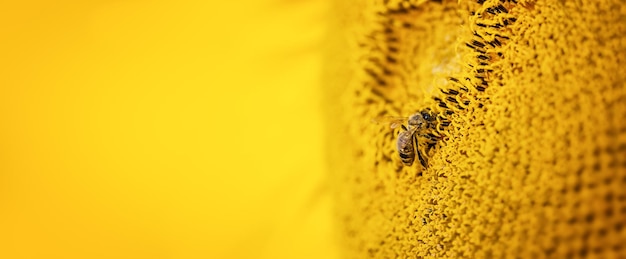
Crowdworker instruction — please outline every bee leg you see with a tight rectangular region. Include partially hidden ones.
[418,133,438,146]
[417,148,428,168]
[426,134,438,144]
[413,134,429,168]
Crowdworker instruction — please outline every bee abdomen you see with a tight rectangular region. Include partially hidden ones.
[397,130,416,166]
[399,153,415,165]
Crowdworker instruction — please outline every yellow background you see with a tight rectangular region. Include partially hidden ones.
[0,0,337,258]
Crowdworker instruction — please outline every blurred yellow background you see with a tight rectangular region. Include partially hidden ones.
[0,0,338,258]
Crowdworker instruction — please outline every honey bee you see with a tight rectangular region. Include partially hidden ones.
[375,109,438,167]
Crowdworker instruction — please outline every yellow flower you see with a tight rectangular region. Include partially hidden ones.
[326,0,626,257]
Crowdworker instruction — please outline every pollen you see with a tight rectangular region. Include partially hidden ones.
[324,0,626,258]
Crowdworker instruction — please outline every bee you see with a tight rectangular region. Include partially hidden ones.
[375,109,438,167]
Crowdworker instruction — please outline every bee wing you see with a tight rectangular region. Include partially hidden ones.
[371,116,407,129]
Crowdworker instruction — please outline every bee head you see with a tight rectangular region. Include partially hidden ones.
[421,109,435,122]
